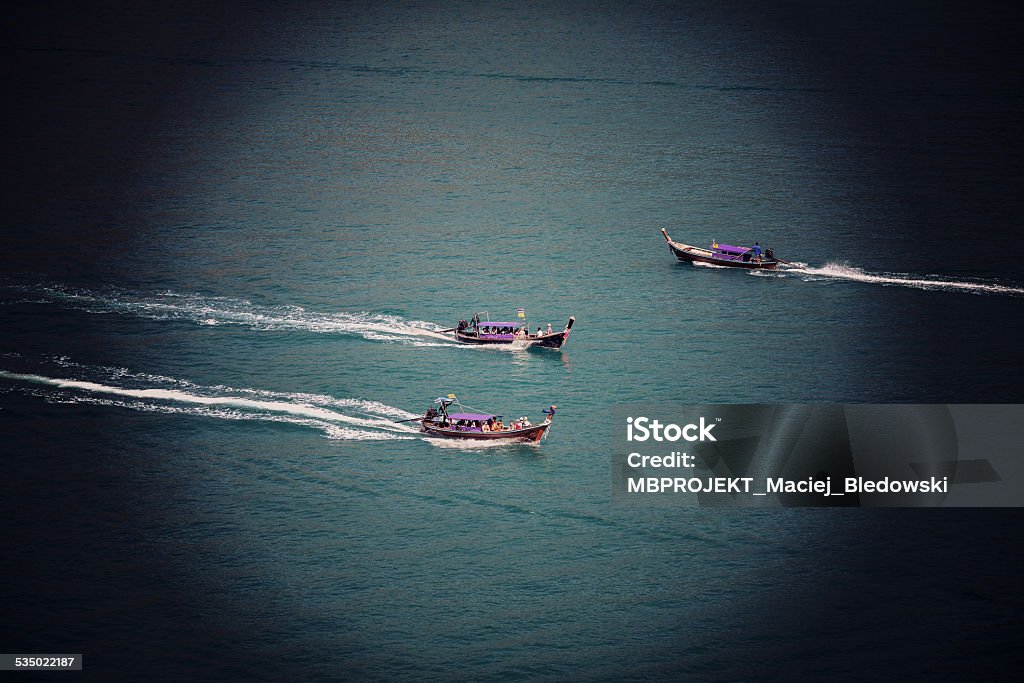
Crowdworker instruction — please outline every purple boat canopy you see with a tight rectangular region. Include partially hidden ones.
[713,243,751,255]
[477,322,520,328]
[447,412,497,421]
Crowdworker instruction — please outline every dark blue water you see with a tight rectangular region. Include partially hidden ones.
[3,2,1023,680]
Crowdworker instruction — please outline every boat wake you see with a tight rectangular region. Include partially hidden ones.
[758,262,1024,297]
[0,360,427,442]
[22,284,455,345]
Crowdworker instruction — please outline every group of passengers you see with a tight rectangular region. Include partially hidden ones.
[475,323,555,337]
[481,416,532,432]
[447,417,533,432]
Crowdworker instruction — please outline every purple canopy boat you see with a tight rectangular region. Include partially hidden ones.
[451,311,575,349]
[419,396,557,443]
[661,228,782,270]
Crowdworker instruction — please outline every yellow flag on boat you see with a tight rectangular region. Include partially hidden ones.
[517,308,525,318]
[447,393,457,400]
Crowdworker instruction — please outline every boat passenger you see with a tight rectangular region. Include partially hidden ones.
[547,323,553,334]
[537,327,543,335]
[752,242,763,262]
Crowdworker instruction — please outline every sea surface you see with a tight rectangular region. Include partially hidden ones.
[2,1,1023,680]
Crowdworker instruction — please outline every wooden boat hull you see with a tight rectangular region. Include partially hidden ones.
[662,229,779,270]
[421,420,551,443]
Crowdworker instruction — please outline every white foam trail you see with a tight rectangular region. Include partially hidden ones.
[405,327,458,342]
[32,286,456,345]
[770,262,1024,296]
[0,369,419,441]
[50,394,406,441]
[5,372,375,424]
[24,285,558,351]
[43,357,422,422]
[198,385,423,421]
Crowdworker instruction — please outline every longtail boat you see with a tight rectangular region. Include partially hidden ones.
[451,311,575,349]
[661,228,781,270]
[419,396,557,443]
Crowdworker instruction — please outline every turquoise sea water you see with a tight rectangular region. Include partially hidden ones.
[3,1,1023,679]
